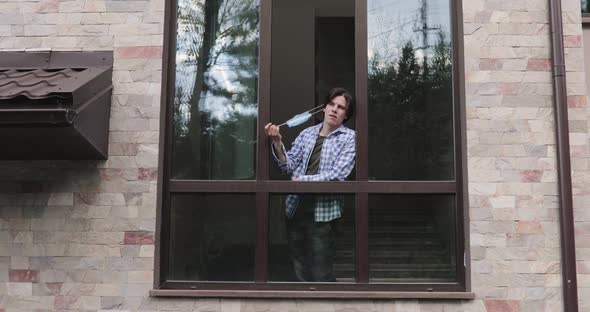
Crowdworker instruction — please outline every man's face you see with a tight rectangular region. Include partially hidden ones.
[324,95,348,127]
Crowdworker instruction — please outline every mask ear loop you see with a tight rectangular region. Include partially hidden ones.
[278,104,326,127]
[307,104,326,115]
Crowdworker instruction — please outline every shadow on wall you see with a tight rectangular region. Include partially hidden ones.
[0,161,138,219]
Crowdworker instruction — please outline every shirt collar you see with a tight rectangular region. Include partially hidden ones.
[311,123,352,137]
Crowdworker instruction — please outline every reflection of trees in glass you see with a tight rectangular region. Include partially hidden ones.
[583,0,590,13]
[369,31,454,180]
[173,0,259,179]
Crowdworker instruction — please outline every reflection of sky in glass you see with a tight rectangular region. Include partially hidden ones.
[174,0,259,127]
[368,0,451,64]
[583,0,589,13]
[367,0,455,181]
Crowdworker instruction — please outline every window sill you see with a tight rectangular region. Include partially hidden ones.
[150,289,475,299]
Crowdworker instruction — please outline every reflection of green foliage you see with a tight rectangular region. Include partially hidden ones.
[173,86,188,138]
[369,31,453,180]
[200,0,259,105]
[174,0,259,129]
[173,0,259,179]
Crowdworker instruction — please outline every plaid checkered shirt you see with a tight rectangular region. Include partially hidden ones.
[271,123,356,222]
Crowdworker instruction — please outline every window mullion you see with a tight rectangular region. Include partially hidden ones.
[255,192,269,282]
[255,0,272,283]
[354,0,370,284]
[356,192,369,283]
[355,0,369,182]
[257,0,272,182]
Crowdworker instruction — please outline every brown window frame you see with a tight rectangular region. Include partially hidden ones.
[152,0,472,298]
[583,0,590,22]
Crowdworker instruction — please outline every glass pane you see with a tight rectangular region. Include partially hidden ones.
[269,193,355,282]
[368,0,455,180]
[168,194,256,281]
[172,0,259,179]
[270,0,355,180]
[369,195,456,282]
[583,0,590,13]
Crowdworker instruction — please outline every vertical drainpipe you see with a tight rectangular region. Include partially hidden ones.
[548,0,579,311]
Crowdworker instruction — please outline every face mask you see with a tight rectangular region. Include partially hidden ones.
[279,105,325,128]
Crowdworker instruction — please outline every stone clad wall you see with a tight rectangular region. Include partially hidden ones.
[0,0,588,311]
[463,0,587,311]
[0,0,164,310]
[463,0,562,311]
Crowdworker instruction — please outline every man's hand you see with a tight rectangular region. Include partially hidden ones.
[264,123,282,143]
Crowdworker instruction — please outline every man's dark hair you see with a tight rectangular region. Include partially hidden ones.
[324,87,354,122]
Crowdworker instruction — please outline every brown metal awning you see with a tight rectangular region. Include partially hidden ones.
[0,51,113,159]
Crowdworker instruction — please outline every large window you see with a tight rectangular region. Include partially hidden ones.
[155,0,468,296]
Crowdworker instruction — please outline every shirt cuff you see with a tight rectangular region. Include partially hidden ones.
[299,174,320,182]
[270,142,287,167]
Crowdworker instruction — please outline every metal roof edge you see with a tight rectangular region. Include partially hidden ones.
[0,51,113,69]
[71,67,113,109]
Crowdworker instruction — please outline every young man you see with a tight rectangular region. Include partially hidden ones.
[264,87,356,282]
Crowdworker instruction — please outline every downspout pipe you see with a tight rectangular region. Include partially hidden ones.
[548,0,579,311]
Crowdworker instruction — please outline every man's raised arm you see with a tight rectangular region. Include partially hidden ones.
[265,122,286,164]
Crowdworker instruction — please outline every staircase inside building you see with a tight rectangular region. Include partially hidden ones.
[334,204,456,282]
